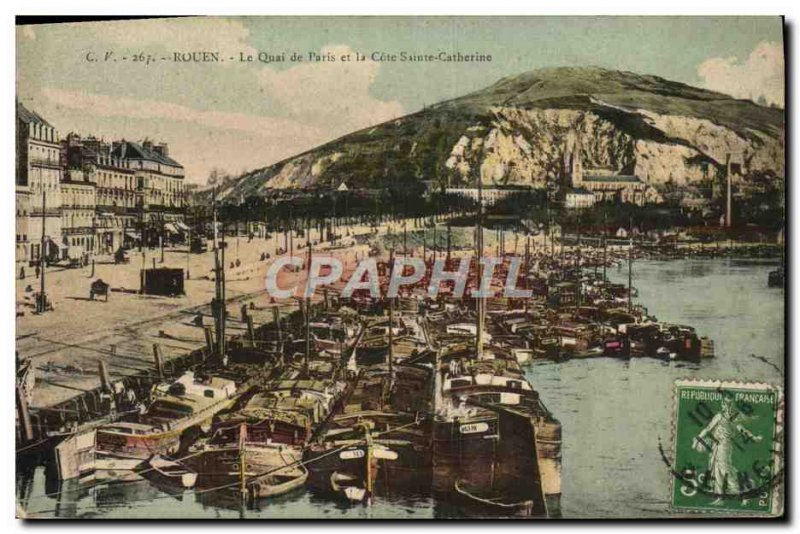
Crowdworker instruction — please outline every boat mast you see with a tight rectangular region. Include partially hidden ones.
[388,280,394,377]
[432,223,437,261]
[524,234,530,315]
[363,423,374,506]
[212,187,226,361]
[576,218,582,313]
[446,223,451,263]
[628,216,633,314]
[476,172,484,359]
[602,211,607,282]
[403,220,407,257]
[221,218,227,360]
[305,219,312,375]
[289,207,294,258]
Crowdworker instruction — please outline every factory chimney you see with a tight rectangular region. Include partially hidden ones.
[725,153,732,228]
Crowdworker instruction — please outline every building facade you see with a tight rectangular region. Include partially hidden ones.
[111,140,186,246]
[64,134,140,252]
[16,102,187,266]
[444,187,524,206]
[571,158,647,206]
[564,139,662,208]
[565,187,596,209]
[17,102,63,264]
[60,178,96,259]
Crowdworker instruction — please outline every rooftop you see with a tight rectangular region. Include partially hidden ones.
[16,101,53,127]
[111,140,183,168]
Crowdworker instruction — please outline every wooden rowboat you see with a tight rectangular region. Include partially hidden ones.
[454,479,537,517]
[148,455,198,489]
[248,463,308,499]
[330,472,367,503]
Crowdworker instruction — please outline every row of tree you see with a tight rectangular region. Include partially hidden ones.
[188,176,783,239]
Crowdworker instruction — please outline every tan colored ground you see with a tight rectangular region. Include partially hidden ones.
[16,217,437,408]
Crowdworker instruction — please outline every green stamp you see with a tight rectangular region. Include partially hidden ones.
[671,379,783,516]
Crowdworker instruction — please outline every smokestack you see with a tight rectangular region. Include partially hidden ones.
[725,153,732,228]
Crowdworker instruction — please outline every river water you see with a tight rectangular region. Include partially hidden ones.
[531,256,784,518]
[17,257,784,519]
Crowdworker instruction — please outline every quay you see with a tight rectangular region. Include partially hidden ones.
[17,210,723,518]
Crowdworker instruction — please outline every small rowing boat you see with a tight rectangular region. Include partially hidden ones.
[454,479,537,517]
[148,455,198,489]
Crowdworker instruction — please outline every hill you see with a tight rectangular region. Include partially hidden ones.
[213,66,784,200]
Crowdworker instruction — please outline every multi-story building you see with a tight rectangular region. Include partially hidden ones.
[17,103,188,261]
[570,158,647,206]
[60,176,96,258]
[63,134,139,252]
[15,186,30,273]
[17,101,63,264]
[563,137,663,208]
[111,140,186,245]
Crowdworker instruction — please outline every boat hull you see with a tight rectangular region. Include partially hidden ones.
[432,412,562,517]
[96,397,236,460]
[187,443,304,499]
[96,429,186,461]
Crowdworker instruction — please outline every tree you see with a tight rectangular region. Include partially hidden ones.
[207,168,221,188]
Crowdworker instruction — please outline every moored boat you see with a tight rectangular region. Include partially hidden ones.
[186,377,347,500]
[95,371,237,461]
[454,478,539,517]
[147,455,198,489]
[305,357,434,503]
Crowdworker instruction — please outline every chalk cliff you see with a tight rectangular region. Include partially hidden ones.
[215,66,784,199]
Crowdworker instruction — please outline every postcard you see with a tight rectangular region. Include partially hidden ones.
[15,16,785,519]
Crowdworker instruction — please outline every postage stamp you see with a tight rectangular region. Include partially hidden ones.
[670,379,784,516]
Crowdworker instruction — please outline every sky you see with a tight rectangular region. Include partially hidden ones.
[16,16,784,185]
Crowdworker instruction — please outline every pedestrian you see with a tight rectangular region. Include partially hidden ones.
[35,264,40,279]
[19,266,25,280]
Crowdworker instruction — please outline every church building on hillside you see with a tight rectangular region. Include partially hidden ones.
[564,142,662,207]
